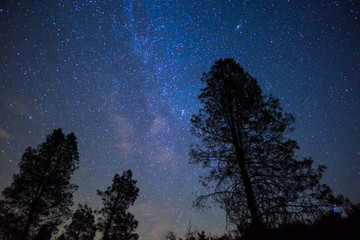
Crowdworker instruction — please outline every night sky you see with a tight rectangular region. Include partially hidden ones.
[0,0,359,239]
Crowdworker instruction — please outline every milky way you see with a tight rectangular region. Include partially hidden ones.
[0,1,359,239]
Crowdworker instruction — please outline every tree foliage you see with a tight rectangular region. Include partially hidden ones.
[0,129,79,240]
[0,199,24,239]
[61,204,96,240]
[163,230,237,240]
[97,170,139,240]
[190,58,344,230]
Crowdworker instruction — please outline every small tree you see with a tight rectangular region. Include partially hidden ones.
[62,204,96,240]
[190,58,344,230]
[97,170,139,240]
[163,230,177,240]
[0,129,79,239]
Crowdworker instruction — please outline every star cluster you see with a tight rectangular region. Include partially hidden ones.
[0,1,359,239]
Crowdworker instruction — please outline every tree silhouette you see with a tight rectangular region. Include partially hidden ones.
[190,58,344,230]
[163,230,177,240]
[0,199,24,239]
[97,170,139,240]
[32,223,57,240]
[61,204,96,240]
[0,129,79,240]
[163,229,236,240]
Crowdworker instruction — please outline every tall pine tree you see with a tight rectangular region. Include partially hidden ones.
[0,129,79,239]
[97,170,139,240]
[60,204,96,240]
[190,58,344,230]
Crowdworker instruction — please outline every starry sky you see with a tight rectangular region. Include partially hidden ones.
[0,0,359,239]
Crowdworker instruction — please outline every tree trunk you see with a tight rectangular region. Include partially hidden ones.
[103,196,119,240]
[21,207,36,240]
[103,222,110,240]
[238,157,262,229]
[229,112,261,229]
[228,115,262,228]
[224,89,262,228]
[21,193,42,240]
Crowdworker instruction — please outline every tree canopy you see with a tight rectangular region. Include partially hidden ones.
[190,58,344,230]
[0,129,79,240]
[61,204,96,240]
[97,170,139,240]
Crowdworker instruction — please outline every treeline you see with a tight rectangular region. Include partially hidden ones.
[1,58,359,239]
[164,205,360,240]
[0,129,139,240]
